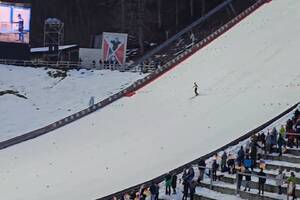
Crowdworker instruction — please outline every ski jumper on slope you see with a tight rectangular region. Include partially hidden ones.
[193,82,199,96]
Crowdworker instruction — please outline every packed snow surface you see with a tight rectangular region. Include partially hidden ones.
[0,66,145,141]
[1,0,300,199]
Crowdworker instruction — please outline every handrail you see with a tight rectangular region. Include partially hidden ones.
[236,171,280,182]
[0,59,81,69]
[0,59,136,71]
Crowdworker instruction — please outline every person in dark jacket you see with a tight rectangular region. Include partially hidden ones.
[250,143,258,171]
[221,152,228,172]
[189,180,197,200]
[155,184,159,200]
[165,173,172,195]
[198,159,206,182]
[227,154,235,174]
[295,107,300,117]
[286,119,294,133]
[171,174,177,194]
[15,14,24,42]
[258,168,266,195]
[295,109,300,120]
[237,146,245,166]
[186,165,195,184]
[182,168,188,181]
[260,133,266,147]
[129,191,136,200]
[266,133,273,154]
[212,160,219,181]
[182,179,189,200]
[277,134,285,156]
[295,120,300,148]
[193,82,199,96]
[236,166,243,192]
[271,128,278,145]
[244,168,251,191]
[149,182,158,200]
[139,186,147,200]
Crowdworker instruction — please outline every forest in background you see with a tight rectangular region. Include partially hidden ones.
[5,0,260,58]
[6,0,225,49]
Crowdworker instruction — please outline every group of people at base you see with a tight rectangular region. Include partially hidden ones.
[163,166,197,200]
[112,107,300,200]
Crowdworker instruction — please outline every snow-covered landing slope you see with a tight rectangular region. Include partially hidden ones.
[1,0,300,199]
[0,66,144,141]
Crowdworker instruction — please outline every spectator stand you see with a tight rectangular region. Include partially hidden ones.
[102,104,300,200]
[97,101,299,200]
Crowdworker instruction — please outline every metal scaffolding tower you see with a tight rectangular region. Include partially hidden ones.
[43,18,64,61]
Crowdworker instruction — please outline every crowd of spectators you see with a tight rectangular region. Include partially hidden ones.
[209,107,300,199]
[110,107,300,200]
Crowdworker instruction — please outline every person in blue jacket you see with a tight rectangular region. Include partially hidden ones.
[243,155,253,169]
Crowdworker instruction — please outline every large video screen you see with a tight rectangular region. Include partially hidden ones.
[0,2,31,43]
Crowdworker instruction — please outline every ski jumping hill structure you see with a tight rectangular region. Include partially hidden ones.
[1,0,300,199]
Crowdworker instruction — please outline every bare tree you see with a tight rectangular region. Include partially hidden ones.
[201,0,206,16]
[75,0,84,26]
[190,0,194,17]
[121,0,125,32]
[138,0,145,55]
[157,0,162,28]
[175,0,179,28]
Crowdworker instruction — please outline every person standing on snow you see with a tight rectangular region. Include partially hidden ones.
[189,180,197,200]
[275,168,285,195]
[197,159,206,182]
[258,168,266,195]
[165,172,172,195]
[287,172,297,200]
[221,152,228,172]
[277,134,285,156]
[171,173,177,194]
[149,182,158,200]
[182,178,189,200]
[237,146,245,166]
[186,165,195,184]
[244,167,252,191]
[193,82,199,96]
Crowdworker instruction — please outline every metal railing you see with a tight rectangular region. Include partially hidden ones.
[235,171,284,195]
[198,166,214,190]
[0,58,155,73]
[0,59,81,69]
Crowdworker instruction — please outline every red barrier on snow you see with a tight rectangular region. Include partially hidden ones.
[124,92,136,97]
